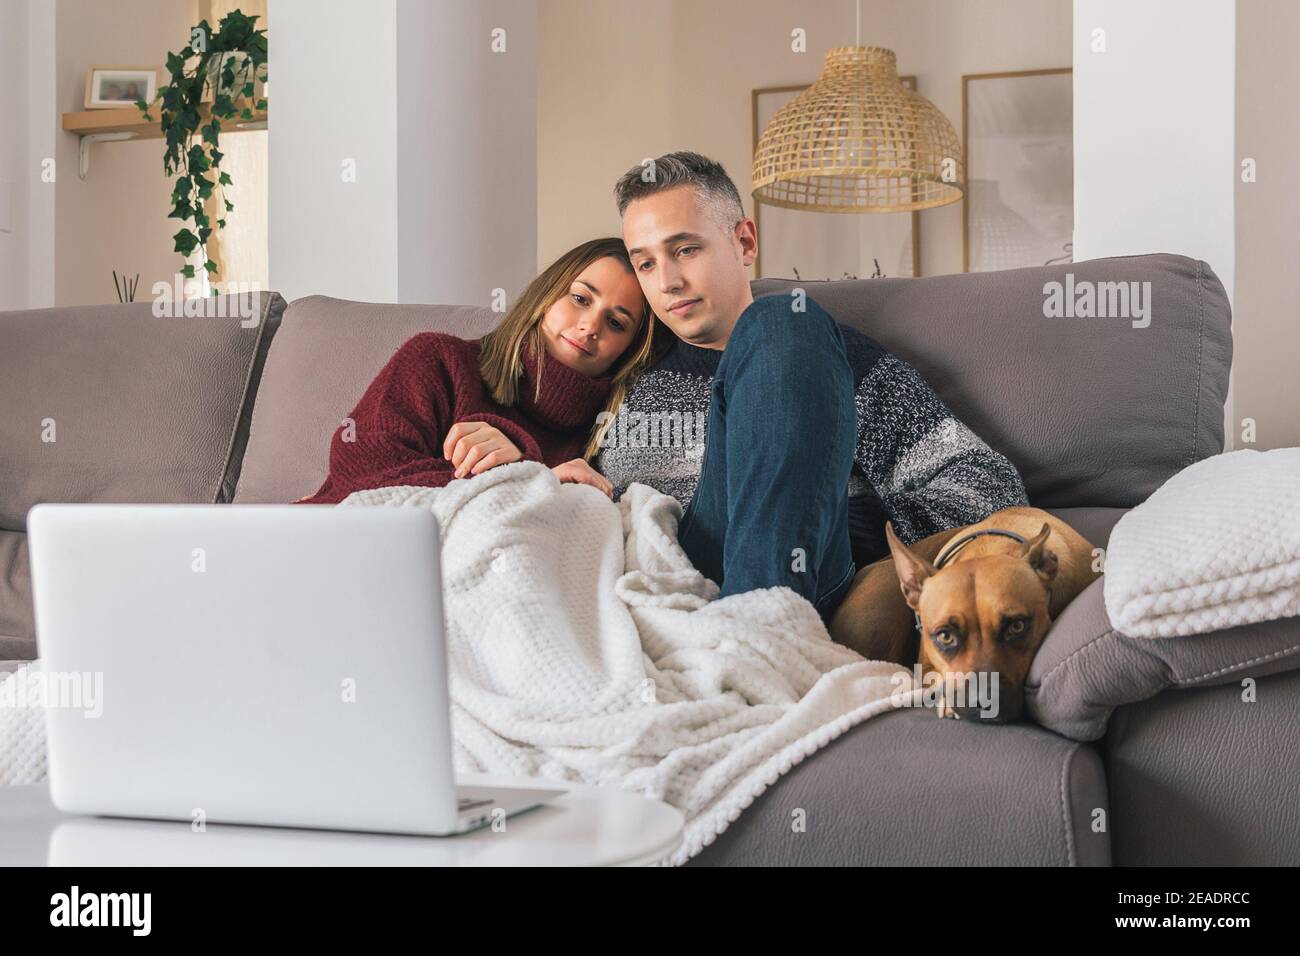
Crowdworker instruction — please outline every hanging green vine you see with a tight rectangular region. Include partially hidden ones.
[138,9,268,284]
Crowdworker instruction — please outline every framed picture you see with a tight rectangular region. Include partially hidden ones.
[961,68,1073,272]
[751,77,922,280]
[84,66,160,110]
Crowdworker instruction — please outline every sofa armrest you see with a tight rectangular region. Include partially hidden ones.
[1025,576,1300,740]
[0,637,36,675]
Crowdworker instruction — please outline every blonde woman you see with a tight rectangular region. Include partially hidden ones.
[296,237,660,504]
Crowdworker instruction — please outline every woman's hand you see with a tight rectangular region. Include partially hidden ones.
[552,459,613,499]
[443,422,524,478]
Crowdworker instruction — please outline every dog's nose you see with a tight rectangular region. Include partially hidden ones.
[961,691,1019,723]
[953,705,1002,722]
[954,683,1023,723]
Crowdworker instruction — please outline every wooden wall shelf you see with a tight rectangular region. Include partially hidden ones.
[63,105,268,178]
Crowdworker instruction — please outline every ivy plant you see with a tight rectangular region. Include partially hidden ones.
[138,9,267,283]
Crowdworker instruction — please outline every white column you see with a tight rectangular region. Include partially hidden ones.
[1072,0,1235,448]
[397,0,537,306]
[269,0,537,306]
[269,0,399,303]
[0,0,28,310]
[0,0,53,310]
[27,0,55,308]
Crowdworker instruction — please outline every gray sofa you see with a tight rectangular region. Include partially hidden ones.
[2,253,1296,865]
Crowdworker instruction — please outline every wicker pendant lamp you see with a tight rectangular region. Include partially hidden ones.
[752,45,964,214]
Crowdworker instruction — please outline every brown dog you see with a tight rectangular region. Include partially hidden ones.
[829,507,1100,722]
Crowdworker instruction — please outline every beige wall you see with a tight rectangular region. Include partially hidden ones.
[55,0,198,306]
[0,0,31,309]
[537,0,1072,276]
[1235,0,1299,451]
[536,0,676,269]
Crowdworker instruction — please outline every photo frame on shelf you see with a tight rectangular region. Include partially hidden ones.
[961,68,1073,273]
[84,66,161,110]
[751,76,922,280]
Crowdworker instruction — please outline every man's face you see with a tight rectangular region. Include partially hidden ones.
[622,186,757,349]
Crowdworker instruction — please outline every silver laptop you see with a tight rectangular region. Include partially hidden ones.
[27,502,566,836]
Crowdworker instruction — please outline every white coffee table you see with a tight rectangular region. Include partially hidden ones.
[0,774,685,867]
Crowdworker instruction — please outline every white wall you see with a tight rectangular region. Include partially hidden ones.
[1072,0,1236,449]
[26,0,55,308]
[0,0,54,311]
[270,0,537,306]
[1072,0,1236,283]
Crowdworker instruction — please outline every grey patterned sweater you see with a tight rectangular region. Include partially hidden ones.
[596,318,1030,568]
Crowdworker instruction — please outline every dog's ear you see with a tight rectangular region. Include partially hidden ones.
[885,520,935,611]
[1020,522,1059,588]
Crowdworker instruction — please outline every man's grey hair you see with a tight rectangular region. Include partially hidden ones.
[613,151,746,232]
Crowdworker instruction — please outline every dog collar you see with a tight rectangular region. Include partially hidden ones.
[913,528,1029,633]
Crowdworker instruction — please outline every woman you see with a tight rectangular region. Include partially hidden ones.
[295,237,659,505]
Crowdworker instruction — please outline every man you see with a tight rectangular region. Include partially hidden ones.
[598,150,1029,629]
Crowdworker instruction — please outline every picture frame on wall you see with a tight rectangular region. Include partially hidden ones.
[961,68,1073,273]
[83,66,161,110]
[751,77,922,280]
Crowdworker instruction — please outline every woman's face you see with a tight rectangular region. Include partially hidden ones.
[538,256,646,376]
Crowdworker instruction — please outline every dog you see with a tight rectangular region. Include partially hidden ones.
[829,507,1100,722]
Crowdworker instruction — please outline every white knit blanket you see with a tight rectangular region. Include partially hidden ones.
[0,663,46,787]
[0,461,912,865]
[1103,448,1300,638]
[342,462,910,865]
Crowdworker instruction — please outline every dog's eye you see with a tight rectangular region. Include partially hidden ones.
[933,628,958,649]
[1002,617,1029,641]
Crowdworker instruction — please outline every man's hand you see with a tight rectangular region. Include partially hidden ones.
[443,422,524,478]
[552,459,613,499]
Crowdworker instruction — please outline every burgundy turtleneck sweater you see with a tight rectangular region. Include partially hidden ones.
[295,333,613,505]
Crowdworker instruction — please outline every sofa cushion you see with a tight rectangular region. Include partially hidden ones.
[1043,505,1125,552]
[0,292,286,529]
[1026,575,1300,741]
[1106,669,1300,865]
[753,253,1232,509]
[233,296,502,503]
[239,257,1231,510]
[0,531,34,645]
[688,704,1109,865]
[0,293,285,648]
